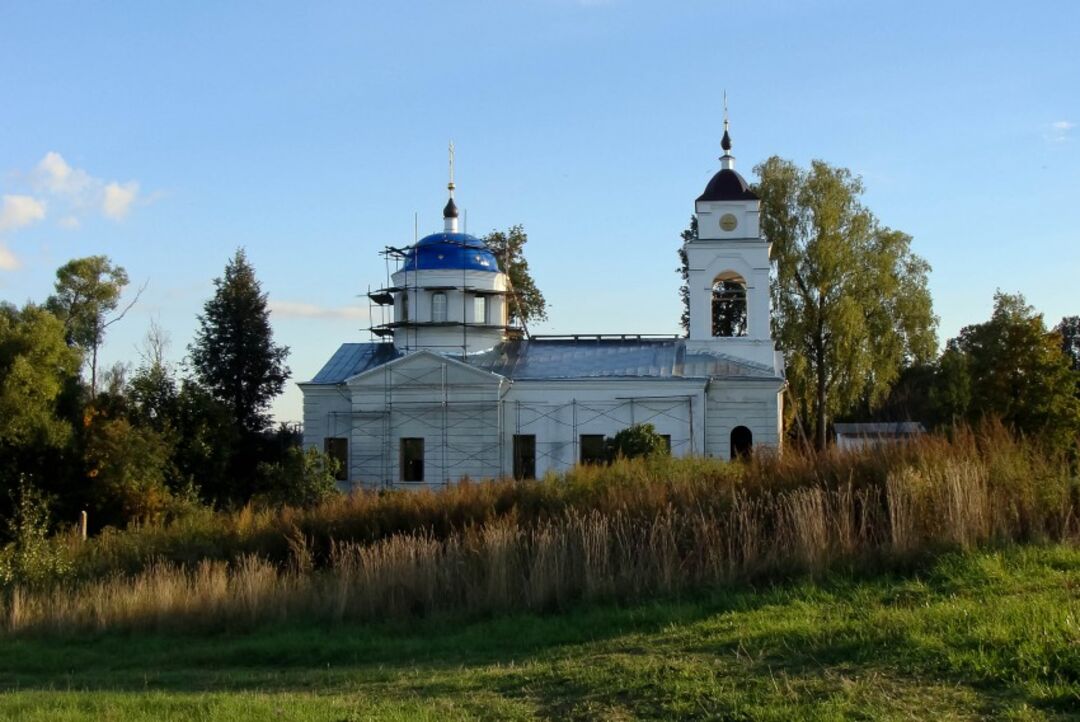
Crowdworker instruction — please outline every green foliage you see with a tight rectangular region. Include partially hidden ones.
[0,479,72,585]
[255,446,340,508]
[188,249,290,433]
[170,380,238,503]
[941,291,1080,448]
[44,256,129,391]
[676,216,696,334]
[755,157,938,449]
[1056,315,1080,372]
[127,361,178,433]
[0,303,81,450]
[604,422,669,460]
[483,225,548,326]
[83,408,175,525]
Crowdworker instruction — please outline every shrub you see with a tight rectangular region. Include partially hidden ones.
[0,479,73,587]
[604,423,669,461]
[255,446,340,508]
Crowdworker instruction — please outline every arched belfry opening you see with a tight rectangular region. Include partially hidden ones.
[711,272,748,337]
[730,426,753,459]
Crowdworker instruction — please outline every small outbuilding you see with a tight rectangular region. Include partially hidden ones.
[833,422,927,452]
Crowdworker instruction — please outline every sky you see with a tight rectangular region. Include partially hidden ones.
[1,0,1077,423]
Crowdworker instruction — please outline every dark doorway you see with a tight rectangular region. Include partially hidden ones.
[730,426,753,460]
[513,434,536,480]
[400,437,425,482]
[323,437,348,481]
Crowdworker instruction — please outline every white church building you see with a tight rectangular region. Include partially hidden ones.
[300,122,785,489]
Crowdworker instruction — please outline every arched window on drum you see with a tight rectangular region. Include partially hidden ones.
[431,292,447,322]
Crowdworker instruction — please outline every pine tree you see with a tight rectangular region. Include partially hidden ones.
[189,249,290,433]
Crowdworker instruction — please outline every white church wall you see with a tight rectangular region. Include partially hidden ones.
[300,385,353,450]
[694,199,760,240]
[345,352,507,489]
[704,380,783,459]
[504,380,707,477]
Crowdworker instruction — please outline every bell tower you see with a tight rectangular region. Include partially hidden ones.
[684,106,777,368]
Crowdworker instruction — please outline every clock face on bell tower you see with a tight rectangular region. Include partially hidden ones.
[720,213,738,232]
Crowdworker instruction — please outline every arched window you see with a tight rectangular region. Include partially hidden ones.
[712,273,747,337]
[431,292,447,322]
[400,292,409,322]
[474,295,488,325]
[730,426,753,460]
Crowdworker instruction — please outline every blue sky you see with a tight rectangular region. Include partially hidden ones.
[1,0,1077,422]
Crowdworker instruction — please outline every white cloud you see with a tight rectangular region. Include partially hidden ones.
[103,181,139,220]
[1046,120,1075,143]
[0,194,46,232]
[58,215,80,230]
[29,152,141,222]
[269,300,370,321]
[0,244,20,271]
[35,151,94,198]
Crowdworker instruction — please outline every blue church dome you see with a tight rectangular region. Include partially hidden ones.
[401,232,500,273]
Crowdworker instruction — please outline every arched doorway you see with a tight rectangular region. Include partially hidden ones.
[730,425,753,459]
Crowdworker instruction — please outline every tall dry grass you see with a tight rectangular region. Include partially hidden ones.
[3,424,1077,635]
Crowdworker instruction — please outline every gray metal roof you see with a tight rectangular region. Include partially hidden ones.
[468,339,778,380]
[306,339,780,385]
[307,343,401,384]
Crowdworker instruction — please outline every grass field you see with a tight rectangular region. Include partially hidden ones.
[1,544,1078,721]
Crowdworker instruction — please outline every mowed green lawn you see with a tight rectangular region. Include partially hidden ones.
[1,546,1078,721]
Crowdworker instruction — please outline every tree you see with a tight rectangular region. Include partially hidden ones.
[1057,316,1080,372]
[944,292,1080,448]
[756,157,937,450]
[128,320,178,433]
[483,225,548,327]
[170,380,237,503]
[83,410,174,525]
[189,249,290,434]
[0,303,82,529]
[0,303,81,450]
[677,217,747,336]
[45,256,139,395]
[255,446,339,508]
[605,423,669,460]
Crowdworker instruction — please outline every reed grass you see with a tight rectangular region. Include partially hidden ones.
[3,423,1077,635]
